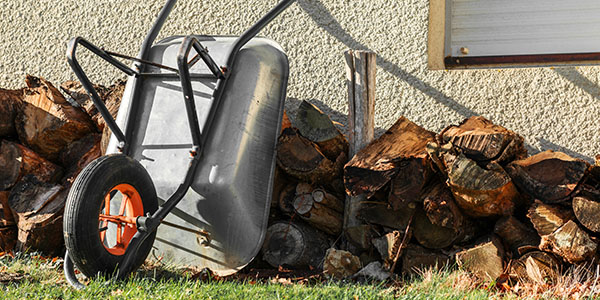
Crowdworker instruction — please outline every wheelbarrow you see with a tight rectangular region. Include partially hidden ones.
[62,0,295,288]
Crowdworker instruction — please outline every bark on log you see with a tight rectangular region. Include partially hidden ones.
[357,201,415,230]
[59,133,102,186]
[421,178,465,232]
[295,100,348,161]
[573,195,600,233]
[294,200,343,236]
[493,216,539,255]
[0,88,23,137]
[0,191,15,227]
[276,128,343,183]
[510,251,560,284]
[444,152,519,217]
[278,184,297,215]
[8,175,67,255]
[262,221,331,269]
[455,236,505,281]
[440,116,527,165]
[312,188,344,213]
[506,150,589,203]
[401,244,452,275]
[16,76,95,161]
[539,220,597,264]
[344,117,435,200]
[0,140,62,190]
[527,200,573,237]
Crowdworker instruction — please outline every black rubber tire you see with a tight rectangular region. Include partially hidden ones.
[63,154,158,278]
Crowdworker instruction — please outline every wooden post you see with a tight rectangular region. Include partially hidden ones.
[343,50,376,250]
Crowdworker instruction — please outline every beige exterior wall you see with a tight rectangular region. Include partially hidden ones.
[1,0,599,160]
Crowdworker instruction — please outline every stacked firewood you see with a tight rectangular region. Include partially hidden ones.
[265,105,600,282]
[0,76,123,256]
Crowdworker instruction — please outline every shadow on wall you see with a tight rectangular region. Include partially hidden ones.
[294,0,591,161]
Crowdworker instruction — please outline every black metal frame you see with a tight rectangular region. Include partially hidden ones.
[64,0,296,288]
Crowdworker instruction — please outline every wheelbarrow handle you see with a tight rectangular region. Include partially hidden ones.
[66,37,134,150]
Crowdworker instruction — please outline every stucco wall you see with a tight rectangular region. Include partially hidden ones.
[1,0,599,161]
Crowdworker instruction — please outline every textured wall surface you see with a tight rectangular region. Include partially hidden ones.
[1,0,599,160]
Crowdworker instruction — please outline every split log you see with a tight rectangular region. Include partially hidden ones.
[506,150,589,203]
[0,140,62,190]
[0,191,14,226]
[527,200,573,237]
[493,216,539,255]
[0,226,16,253]
[510,251,560,284]
[421,178,465,232]
[573,195,600,233]
[444,153,519,217]
[401,244,452,275]
[16,76,95,161]
[413,206,461,249]
[344,117,435,201]
[323,248,361,279]
[455,236,505,281]
[440,116,527,165]
[372,230,409,270]
[539,220,597,264]
[0,88,23,137]
[59,133,102,186]
[262,220,331,269]
[8,175,67,255]
[276,127,343,183]
[357,201,415,230]
[295,100,348,161]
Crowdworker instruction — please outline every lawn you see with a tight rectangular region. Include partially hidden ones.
[0,252,597,299]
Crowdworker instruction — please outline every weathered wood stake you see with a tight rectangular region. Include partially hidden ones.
[343,50,376,250]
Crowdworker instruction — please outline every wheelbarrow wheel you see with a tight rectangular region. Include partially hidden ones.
[63,154,158,278]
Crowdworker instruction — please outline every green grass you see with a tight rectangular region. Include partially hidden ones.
[0,252,555,300]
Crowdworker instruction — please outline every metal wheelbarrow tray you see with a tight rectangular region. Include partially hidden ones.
[62,0,295,288]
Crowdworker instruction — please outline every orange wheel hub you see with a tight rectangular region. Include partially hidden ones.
[98,184,144,255]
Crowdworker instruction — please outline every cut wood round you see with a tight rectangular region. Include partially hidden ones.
[295,100,348,161]
[401,244,451,275]
[421,178,465,231]
[16,76,95,161]
[506,150,589,203]
[493,216,539,255]
[440,116,527,165]
[0,88,23,138]
[445,153,519,217]
[455,236,505,281]
[413,206,459,249]
[262,221,331,269]
[0,140,62,190]
[293,193,314,215]
[527,200,573,237]
[572,195,600,233]
[539,220,597,264]
[511,251,560,284]
[344,117,435,199]
[276,128,341,183]
[278,184,297,215]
